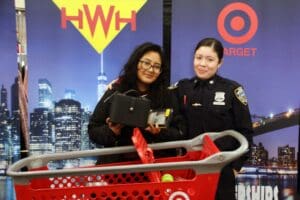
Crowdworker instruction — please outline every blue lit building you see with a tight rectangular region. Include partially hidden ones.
[54,99,82,153]
[38,78,53,109]
[29,108,54,155]
[64,89,76,100]
[97,53,107,101]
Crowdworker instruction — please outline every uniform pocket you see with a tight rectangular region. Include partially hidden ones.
[204,106,233,131]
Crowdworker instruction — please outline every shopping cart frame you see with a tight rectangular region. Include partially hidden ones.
[8,129,249,199]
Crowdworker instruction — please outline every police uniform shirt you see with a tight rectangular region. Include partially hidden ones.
[175,74,253,200]
[175,75,253,148]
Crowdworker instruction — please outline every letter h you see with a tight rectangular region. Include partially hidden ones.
[115,10,136,31]
[61,7,83,29]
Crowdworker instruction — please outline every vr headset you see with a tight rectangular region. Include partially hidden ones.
[109,91,172,128]
[109,92,151,128]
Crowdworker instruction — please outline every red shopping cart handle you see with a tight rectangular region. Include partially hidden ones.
[132,128,161,182]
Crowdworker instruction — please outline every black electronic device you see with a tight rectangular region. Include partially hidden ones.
[147,108,173,128]
[109,93,151,128]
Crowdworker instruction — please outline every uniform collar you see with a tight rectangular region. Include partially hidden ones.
[192,75,218,88]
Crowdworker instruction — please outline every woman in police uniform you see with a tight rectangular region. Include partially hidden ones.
[173,38,253,200]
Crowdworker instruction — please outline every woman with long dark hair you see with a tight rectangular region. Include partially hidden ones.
[88,42,185,163]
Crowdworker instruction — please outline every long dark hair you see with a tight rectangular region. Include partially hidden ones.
[117,42,169,108]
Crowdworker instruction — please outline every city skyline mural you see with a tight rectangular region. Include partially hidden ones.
[0,1,299,200]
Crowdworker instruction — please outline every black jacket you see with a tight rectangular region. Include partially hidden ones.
[88,84,185,163]
[174,75,253,167]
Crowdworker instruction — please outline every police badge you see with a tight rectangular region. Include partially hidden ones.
[213,92,225,105]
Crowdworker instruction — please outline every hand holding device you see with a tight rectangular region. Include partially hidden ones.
[147,108,173,128]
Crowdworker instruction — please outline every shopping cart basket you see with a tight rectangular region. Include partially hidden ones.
[7,129,248,200]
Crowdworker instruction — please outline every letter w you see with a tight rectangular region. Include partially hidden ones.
[83,4,114,37]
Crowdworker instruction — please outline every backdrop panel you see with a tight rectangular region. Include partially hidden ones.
[0,1,19,199]
[171,1,300,199]
[26,0,163,168]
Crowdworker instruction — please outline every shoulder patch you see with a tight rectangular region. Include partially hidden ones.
[234,86,248,105]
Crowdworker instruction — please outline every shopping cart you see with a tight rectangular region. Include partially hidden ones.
[7,129,248,200]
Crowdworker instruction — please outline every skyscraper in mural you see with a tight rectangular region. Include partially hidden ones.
[54,99,81,153]
[64,89,76,100]
[0,85,10,174]
[11,77,19,112]
[31,79,54,155]
[1,85,8,109]
[10,78,21,162]
[38,78,53,109]
[97,53,107,101]
[30,107,54,155]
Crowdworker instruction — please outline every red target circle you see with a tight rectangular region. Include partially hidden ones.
[230,16,245,31]
[217,2,258,44]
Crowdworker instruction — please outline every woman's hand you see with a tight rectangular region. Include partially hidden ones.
[233,169,239,177]
[145,124,161,135]
[106,118,123,135]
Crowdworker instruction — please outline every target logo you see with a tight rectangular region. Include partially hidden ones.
[217,2,258,45]
[169,191,190,200]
